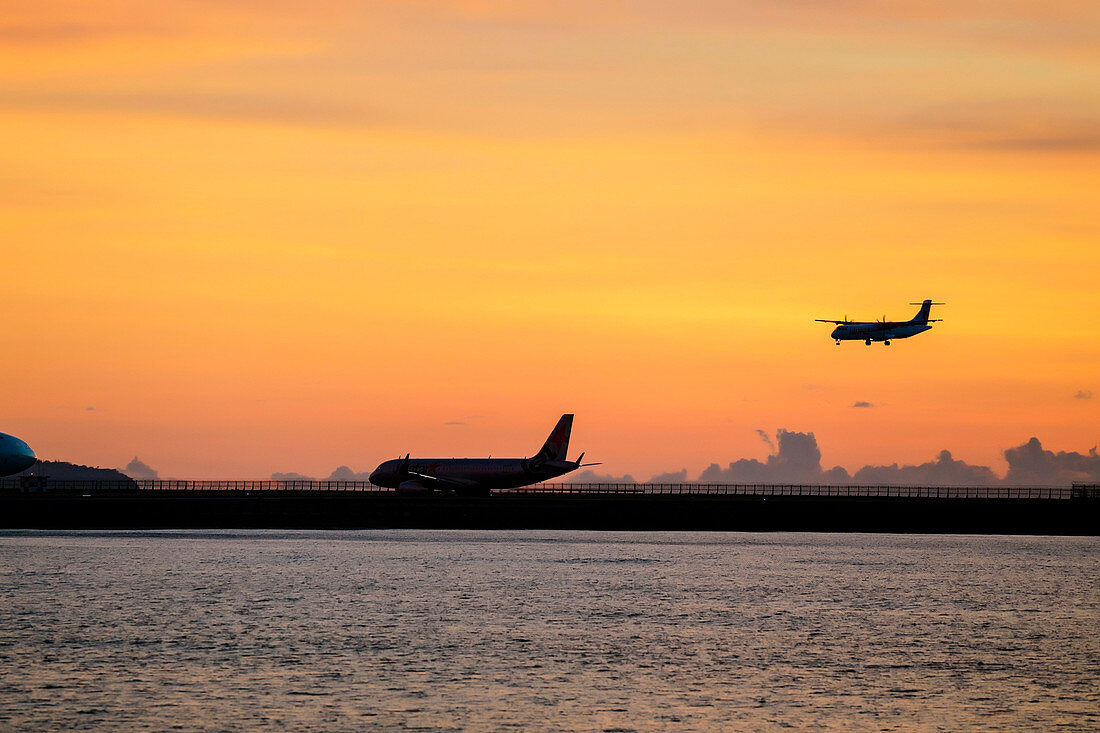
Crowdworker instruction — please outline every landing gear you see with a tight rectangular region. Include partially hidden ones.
[884,340,891,346]
[835,340,841,345]
[865,339,872,346]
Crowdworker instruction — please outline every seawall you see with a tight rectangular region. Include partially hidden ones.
[3,492,1096,534]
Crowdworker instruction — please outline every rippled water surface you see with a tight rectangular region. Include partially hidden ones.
[0,531,1096,731]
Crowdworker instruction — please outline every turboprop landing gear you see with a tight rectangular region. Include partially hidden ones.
[865,339,872,346]
[884,340,891,346]
[835,340,841,345]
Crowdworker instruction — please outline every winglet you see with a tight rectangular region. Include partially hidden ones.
[573,452,602,467]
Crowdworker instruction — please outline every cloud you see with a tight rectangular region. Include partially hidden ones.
[272,466,376,481]
[671,431,1099,487]
[968,132,1100,152]
[699,429,850,484]
[1003,438,1100,486]
[851,401,874,408]
[754,429,775,453]
[328,465,372,481]
[0,23,168,44]
[648,469,688,483]
[572,469,636,483]
[895,99,1100,154]
[121,456,159,480]
[851,450,1000,486]
[0,90,383,129]
[974,135,1100,152]
[444,421,466,425]
[1074,390,1093,400]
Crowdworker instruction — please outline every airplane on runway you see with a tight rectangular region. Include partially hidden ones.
[816,299,944,346]
[0,432,36,476]
[369,414,599,496]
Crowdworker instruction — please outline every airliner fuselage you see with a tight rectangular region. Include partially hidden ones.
[369,457,575,492]
[369,414,596,495]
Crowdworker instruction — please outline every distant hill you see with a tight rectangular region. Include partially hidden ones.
[8,460,135,482]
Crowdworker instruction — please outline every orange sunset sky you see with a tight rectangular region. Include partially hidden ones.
[3,1,1098,479]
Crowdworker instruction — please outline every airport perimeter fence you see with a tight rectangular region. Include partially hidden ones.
[2,478,1097,500]
[0,479,384,494]
[509,483,1100,500]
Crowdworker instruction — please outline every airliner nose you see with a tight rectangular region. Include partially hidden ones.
[0,433,36,476]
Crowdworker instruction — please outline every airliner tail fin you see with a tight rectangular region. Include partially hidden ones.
[537,414,573,462]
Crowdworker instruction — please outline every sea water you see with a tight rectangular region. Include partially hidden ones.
[0,531,1096,731]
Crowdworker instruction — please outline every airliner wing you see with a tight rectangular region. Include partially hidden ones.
[405,469,479,488]
[814,319,849,324]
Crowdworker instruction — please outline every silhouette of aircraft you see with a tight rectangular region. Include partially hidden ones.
[0,432,36,476]
[369,414,599,496]
[816,299,944,346]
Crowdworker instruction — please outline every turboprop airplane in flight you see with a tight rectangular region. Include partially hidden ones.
[816,300,944,346]
[369,414,598,496]
[0,432,36,476]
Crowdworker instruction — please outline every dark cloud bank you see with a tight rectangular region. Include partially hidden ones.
[577,430,1100,487]
[271,466,373,482]
[121,457,159,480]
[115,432,1098,487]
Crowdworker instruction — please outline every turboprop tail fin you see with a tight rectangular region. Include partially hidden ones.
[908,299,945,324]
